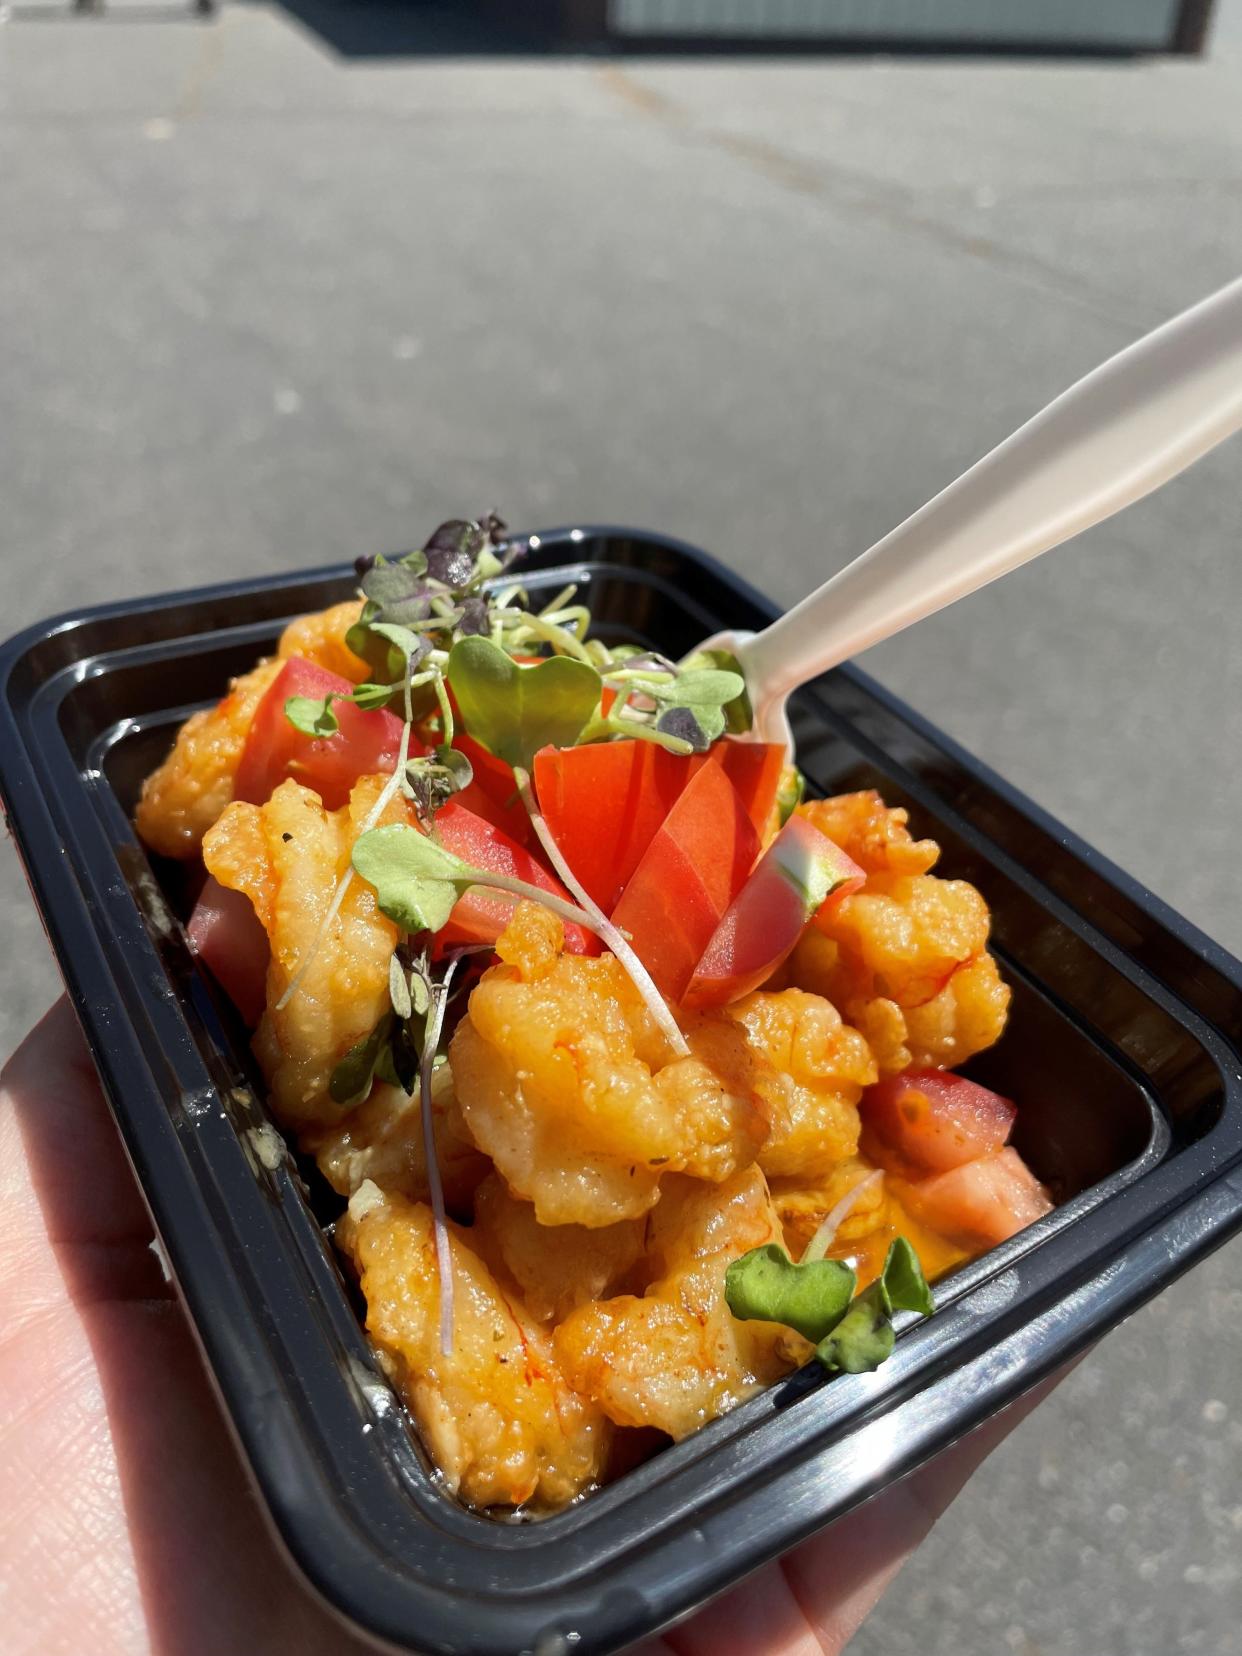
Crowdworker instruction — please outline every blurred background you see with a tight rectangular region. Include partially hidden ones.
[2,3,1240,1651]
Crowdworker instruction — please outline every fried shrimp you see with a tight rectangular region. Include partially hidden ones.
[798,791,939,878]
[203,775,401,1129]
[306,1067,489,1215]
[471,1173,646,1324]
[276,598,368,682]
[135,659,281,859]
[134,600,366,858]
[450,906,767,1227]
[786,930,1009,1075]
[554,1168,805,1438]
[724,988,873,1181]
[340,1184,610,1510]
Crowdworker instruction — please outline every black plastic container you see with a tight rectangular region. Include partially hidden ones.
[2,528,1241,1656]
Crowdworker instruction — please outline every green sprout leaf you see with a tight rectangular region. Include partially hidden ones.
[677,648,754,734]
[815,1238,935,1375]
[285,694,341,738]
[447,636,602,771]
[368,620,427,664]
[351,681,400,713]
[351,823,472,936]
[652,668,745,708]
[329,1012,394,1106]
[388,953,413,1020]
[724,1243,857,1343]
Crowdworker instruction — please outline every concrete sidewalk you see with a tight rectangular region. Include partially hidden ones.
[1,4,1240,1651]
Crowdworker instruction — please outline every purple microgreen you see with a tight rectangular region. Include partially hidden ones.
[655,705,713,751]
[456,595,490,637]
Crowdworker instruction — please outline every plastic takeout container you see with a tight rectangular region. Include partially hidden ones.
[1,528,1241,1655]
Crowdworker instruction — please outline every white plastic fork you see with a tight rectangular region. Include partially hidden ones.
[704,276,1242,750]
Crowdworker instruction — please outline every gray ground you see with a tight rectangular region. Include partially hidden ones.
[2,4,1241,1652]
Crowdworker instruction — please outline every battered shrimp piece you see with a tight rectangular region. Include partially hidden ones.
[449,905,768,1228]
[203,776,400,1130]
[277,598,368,682]
[134,599,366,858]
[135,659,281,859]
[554,1169,805,1438]
[785,932,1009,1076]
[903,953,1011,1069]
[340,1184,610,1510]
[472,1173,646,1323]
[306,1067,489,1216]
[725,988,873,1181]
[798,791,939,878]
[770,1157,891,1260]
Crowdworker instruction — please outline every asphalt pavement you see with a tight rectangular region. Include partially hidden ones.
[1,3,1240,1651]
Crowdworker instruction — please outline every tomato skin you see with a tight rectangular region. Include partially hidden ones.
[899,1147,1052,1247]
[684,814,865,1008]
[235,657,414,811]
[188,876,270,1025]
[451,730,533,845]
[533,738,784,914]
[433,800,598,956]
[610,761,759,1002]
[861,1070,1016,1175]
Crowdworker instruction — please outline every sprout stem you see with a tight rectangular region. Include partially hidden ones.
[803,1171,884,1263]
[512,767,690,1058]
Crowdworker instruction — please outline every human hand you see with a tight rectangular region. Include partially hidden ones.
[0,999,1060,1656]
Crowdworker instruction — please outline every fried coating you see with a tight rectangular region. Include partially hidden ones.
[725,988,872,1181]
[203,776,400,1129]
[771,1159,967,1288]
[340,1184,609,1510]
[135,659,281,859]
[472,1173,646,1323]
[903,953,1011,1069]
[785,931,1009,1077]
[134,599,367,859]
[450,905,768,1228]
[813,872,991,1009]
[798,791,939,878]
[554,1169,804,1438]
[771,1156,891,1259]
[277,598,368,682]
[306,1066,489,1217]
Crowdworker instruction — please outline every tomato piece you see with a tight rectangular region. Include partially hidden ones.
[684,815,864,1008]
[451,729,532,845]
[900,1148,1053,1248]
[433,800,598,956]
[188,876,270,1026]
[235,657,415,811]
[610,762,759,1002]
[861,1070,1016,1175]
[533,738,784,914]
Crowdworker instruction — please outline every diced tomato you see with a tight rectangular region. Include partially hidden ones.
[235,657,415,811]
[861,1070,1017,1175]
[533,737,784,914]
[610,762,759,1002]
[451,729,533,845]
[901,1148,1053,1248]
[684,814,865,1008]
[433,800,598,956]
[187,876,270,1026]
